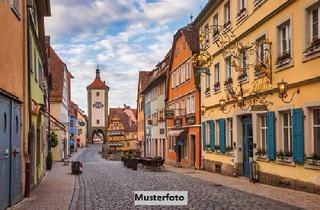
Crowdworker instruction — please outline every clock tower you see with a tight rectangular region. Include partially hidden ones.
[87,67,109,143]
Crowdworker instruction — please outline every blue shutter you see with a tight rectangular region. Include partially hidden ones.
[293,108,304,164]
[266,112,276,160]
[210,121,215,151]
[202,122,206,149]
[219,119,226,154]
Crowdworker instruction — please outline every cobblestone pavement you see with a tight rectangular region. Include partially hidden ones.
[72,145,304,210]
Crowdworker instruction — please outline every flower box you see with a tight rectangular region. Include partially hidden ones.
[223,21,231,30]
[224,78,233,86]
[305,159,320,166]
[276,52,291,67]
[304,39,320,56]
[237,8,247,22]
[214,82,220,91]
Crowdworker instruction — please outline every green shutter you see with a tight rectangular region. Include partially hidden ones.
[202,122,206,149]
[293,108,304,164]
[267,112,276,160]
[219,119,226,154]
[210,121,215,150]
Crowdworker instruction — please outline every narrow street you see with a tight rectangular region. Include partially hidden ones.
[70,145,303,210]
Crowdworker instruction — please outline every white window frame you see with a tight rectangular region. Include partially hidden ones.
[206,122,211,146]
[186,95,195,114]
[259,114,267,152]
[175,102,179,117]
[312,108,320,154]
[256,34,266,65]
[213,13,219,35]
[205,74,210,90]
[181,65,186,83]
[214,63,220,84]
[310,7,320,43]
[224,1,231,24]
[278,21,291,55]
[227,118,233,147]
[225,56,232,80]
[238,0,247,11]
[183,138,188,159]
[186,61,191,79]
[215,121,220,148]
[282,111,293,154]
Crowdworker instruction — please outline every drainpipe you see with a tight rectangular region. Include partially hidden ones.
[25,6,32,198]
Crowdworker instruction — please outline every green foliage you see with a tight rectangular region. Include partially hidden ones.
[50,132,59,148]
[307,153,320,160]
[47,150,52,161]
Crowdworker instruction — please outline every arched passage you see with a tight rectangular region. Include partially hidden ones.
[91,129,105,144]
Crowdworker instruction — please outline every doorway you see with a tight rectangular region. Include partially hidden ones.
[190,135,196,167]
[242,116,253,178]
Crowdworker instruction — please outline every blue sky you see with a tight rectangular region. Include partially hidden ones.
[45,0,208,113]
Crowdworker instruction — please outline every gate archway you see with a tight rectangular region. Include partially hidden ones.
[91,129,105,144]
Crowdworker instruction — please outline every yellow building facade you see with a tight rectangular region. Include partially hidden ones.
[195,0,320,194]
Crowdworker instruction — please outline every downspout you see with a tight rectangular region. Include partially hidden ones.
[25,7,32,198]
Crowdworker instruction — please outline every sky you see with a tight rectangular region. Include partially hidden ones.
[45,0,208,113]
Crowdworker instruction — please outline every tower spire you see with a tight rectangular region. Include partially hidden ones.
[96,65,100,78]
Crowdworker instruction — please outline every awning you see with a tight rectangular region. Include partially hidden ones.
[168,129,185,137]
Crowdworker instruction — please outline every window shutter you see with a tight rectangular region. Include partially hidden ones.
[202,122,206,149]
[219,119,226,154]
[266,112,276,160]
[210,121,215,151]
[293,108,304,164]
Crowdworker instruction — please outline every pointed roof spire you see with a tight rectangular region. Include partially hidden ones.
[96,65,100,78]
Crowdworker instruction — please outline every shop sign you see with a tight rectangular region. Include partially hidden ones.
[108,142,123,147]
[109,131,124,136]
[251,104,268,111]
[186,116,196,125]
[165,110,174,119]
[174,118,182,127]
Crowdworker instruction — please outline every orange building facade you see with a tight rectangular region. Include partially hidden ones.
[166,25,202,169]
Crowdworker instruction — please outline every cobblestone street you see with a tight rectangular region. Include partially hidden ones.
[70,145,310,210]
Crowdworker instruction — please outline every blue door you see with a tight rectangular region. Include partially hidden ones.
[242,117,253,178]
[0,95,11,210]
[10,102,23,205]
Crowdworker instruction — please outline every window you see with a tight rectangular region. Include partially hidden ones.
[176,70,180,86]
[171,73,175,88]
[238,0,246,11]
[183,139,188,159]
[186,61,191,80]
[256,34,266,64]
[227,118,233,148]
[11,0,20,18]
[213,14,219,36]
[214,63,220,91]
[240,50,248,70]
[260,114,267,153]
[186,96,195,114]
[206,122,211,146]
[313,109,320,154]
[278,20,291,56]
[215,120,220,148]
[96,119,100,125]
[204,23,210,45]
[181,100,186,116]
[282,112,292,155]
[181,65,186,83]
[224,1,231,25]
[311,7,320,43]
[175,102,180,117]
[96,92,100,97]
[205,74,210,92]
[225,56,232,80]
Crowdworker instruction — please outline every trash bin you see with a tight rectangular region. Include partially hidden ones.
[71,161,82,174]
[132,158,138,170]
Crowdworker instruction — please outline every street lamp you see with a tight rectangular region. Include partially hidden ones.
[277,79,300,103]
[219,98,234,114]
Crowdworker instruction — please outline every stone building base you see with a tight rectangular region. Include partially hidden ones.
[203,159,238,177]
[259,171,320,195]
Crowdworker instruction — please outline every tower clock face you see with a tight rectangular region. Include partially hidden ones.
[93,102,104,109]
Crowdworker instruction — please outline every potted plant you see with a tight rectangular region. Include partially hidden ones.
[49,132,59,148]
[47,150,53,170]
[276,52,291,66]
[306,153,320,166]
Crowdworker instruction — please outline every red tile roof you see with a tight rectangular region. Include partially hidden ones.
[86,69,109,90]
[49,47,65,103]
